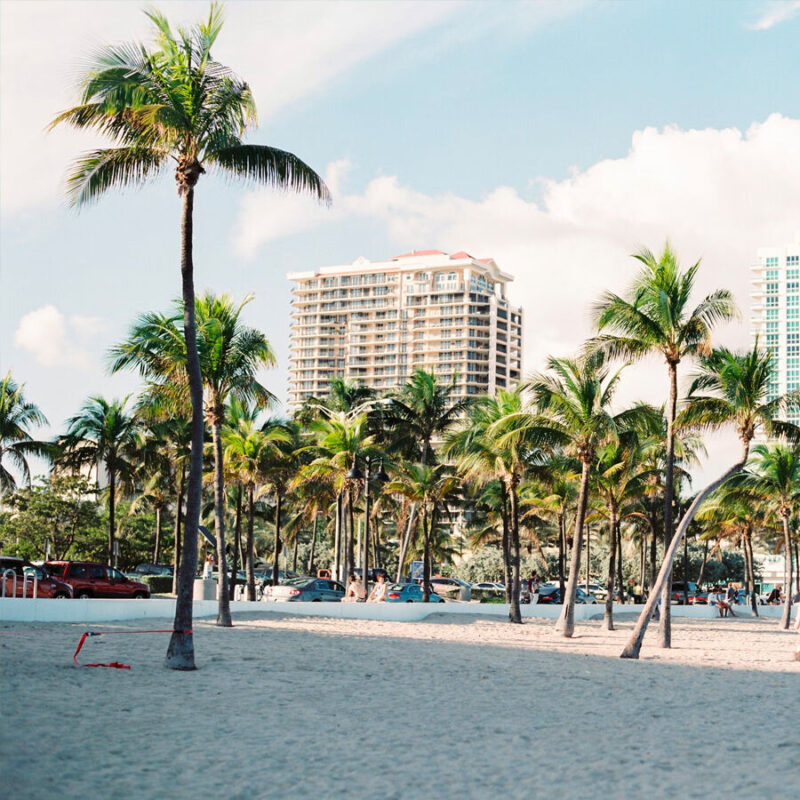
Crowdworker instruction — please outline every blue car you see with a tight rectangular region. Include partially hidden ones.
[386,582,445,603]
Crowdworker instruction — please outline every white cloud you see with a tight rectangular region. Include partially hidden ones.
[0,0,588,214]
[234,113,800,480]
[748,1,800,30]
[13,305,105,370]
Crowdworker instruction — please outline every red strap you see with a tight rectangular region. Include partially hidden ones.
[73,629,192,669]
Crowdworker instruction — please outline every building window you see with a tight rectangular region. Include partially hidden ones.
[766,257,779,268]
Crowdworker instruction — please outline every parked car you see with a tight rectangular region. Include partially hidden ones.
[670,581,697,604]
[353,567,389,582]
[265,576,345,602]
[133,563,173,577]
[584,582,608,600]
[472,581,505,597]
[253,567,296,586]
[1,557,73,598]
[429,576,472,601]
[386,582,445,603]
[45,561,150,599]
[689,591,709,605]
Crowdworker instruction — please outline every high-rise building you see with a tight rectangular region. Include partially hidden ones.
[750,234,800,424]
[287,250,524,408]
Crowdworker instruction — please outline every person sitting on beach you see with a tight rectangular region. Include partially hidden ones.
[767,585,783,605]
[367,573,387,602]
[345,573,366,602]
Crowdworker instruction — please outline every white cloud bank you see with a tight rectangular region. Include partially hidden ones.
[235,113,800,367]
[749,1,800,30]
[14,305,105,370]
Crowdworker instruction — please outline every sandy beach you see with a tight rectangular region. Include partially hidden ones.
[2,612,798,799]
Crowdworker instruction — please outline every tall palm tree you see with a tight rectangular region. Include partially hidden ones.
[525,352,639,637]
[385,462,458,602]
[0,372,51,494]
[112,292,276,626]
[736,444,800,629]
[592,243,738,647]
[621,344,799,658]
[387,369,470,580]
[54,3,329,669]
[59,396,139,568]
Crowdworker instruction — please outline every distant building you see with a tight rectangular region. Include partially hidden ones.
[287,250,523,408]
[750,234,800,425]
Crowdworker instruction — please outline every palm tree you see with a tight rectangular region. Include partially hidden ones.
[0,372,51,494]
[621,344,799,658]
[736,444,800,629]
[223,412,288,599]
[385,462,458,602]
[59,396,139,568]
[53,3,329,669]
[592,243,738,647]
[525,352,637,637]
[387,370,470,580]
[112,293,276,625]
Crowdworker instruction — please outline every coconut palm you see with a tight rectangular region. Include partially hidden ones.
[735,444,800,629]
[386,370,470,579]
[0,372,51,494]
[53,3,328,669]
[59,396,139,568]
[592,243,738,647]
[111,292,277,626]
[384,462,458,602]
[525,352,640,637]
[621,344,799,658]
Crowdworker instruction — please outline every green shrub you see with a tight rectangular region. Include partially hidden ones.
[140,575,173,594]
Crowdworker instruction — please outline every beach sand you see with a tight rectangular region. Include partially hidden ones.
[2,612,798,799]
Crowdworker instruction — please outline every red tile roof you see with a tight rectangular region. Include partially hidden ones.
[393,249,446,259]
[449,250,473,259]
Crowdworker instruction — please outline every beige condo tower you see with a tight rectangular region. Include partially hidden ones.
[287,249,524,408]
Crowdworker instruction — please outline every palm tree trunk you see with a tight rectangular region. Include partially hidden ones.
[746,532,759,617]
[649,502,658,594]
[153,505,162,565]
[346,489,355,581]
[696,538,710,591]
[795,539,799,603]
[621,438,750,659]
[272,489,283,587]
[395,503,417,583]
[211,414,232,627]
[781,513,793,629]
[501,484,512,603]
[422,504,431,603]
[171,464,185,596]
[246,483,256,601]
[556,459,591,637]
[308,511,318,575]
[230,484,242,600]
[558,509,566,603]
[604,506,618,630]
[617,520,625,604]
[167,186,203,670]
[508,482,522,624]
[107,464,116,568]
[334,492,342,582]
[292,537,299,573]
[659,361,679,648]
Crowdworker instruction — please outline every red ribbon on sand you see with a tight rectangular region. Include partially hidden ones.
[73,628,192,669]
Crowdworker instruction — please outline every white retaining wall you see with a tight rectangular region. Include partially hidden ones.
[3,597,788,625]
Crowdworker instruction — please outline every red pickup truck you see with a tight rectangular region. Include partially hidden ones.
[45,561,150,599]
[0,557,73,598]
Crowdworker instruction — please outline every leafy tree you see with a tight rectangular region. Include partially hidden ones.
[0,476,103,560]
[54,2,328,669]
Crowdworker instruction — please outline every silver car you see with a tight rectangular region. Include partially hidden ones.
[266,577,345,602]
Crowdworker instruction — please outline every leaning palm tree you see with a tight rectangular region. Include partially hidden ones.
[525,352,640,637]
[386,369,470,580]
[592,243,738,647]
[735,444,800,629]
[621,344,799,658]
[53,3,329,669]
[112,292,276,626]
[384,462,459,602]
[0,372,51,494]
[59,396,139,568]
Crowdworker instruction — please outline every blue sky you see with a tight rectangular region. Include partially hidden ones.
[2,0,800,480]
